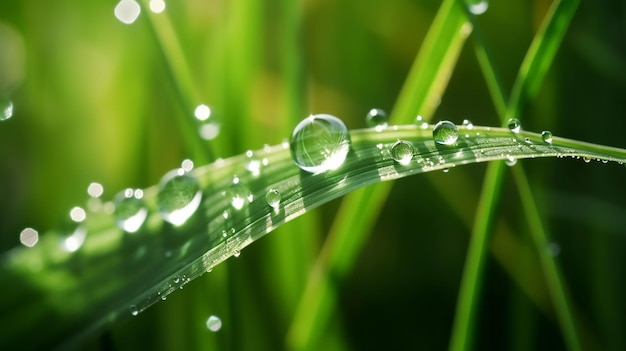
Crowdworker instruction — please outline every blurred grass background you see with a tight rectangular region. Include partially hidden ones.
[0,0,625,350]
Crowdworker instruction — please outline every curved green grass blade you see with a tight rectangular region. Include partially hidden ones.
[2,122,625,350]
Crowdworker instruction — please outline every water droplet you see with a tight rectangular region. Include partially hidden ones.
[245,152,262,177]
[415,115,429,129]
[443,168,450,173]
[507,118,521,133]
[0,96,14,121]
[466,0,488,15]
[541,131,553,144]
[181,159,194,172]
[365,108,388,130]
[229,176,250,210]
[195,104,221,140]
[114,189,147,233]
[390,140,414,165]
[149,0,166,13]
[130,305,139,316]
[505,156,517,167]
[433,120,459,145]
[266,189,281,210]
[20,228,38,248]
[157,169,202,226]
[114,0,141,24]
[290,114,351,174]
[583,156,591,163]
[173,276,180,284]
[524,137,532,144]
[462,119,474,130]
[233,250,241,258]
[206,315,222,332]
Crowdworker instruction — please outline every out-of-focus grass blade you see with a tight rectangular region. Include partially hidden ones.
[287,0,471,349]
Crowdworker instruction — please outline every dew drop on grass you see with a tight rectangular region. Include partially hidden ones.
[465,0,489,15]
[462,119,474,130]
[290,114,351,174]
[157,169,202,226]
[265,189,281,209]
[390,140,414,165]
[541,130,553,144]
[507,118,521,133]
[129,305,138,316]
[505,156,517,167]
[114,189,148,233]
[207,315,222,332]
[229,176,250,210]
[365,108,388,130]
[0,96,13,121]
[433,120,459,145]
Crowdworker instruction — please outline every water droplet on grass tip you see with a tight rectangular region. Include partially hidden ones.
[507,118,521,133]
[505,156,517,167]
[290,114,351,174]
[130,305,139,316]
[433,120,459,145]
[541,131,553,144]
[266,189,281,209]
[390,140,414,165]
[20,228,38,248]
[207,315,222,332]
[114,189,147,233]
[0,96,13,121]
[365,108,388,130]
[114,0,141,24]
[157,169,202,226]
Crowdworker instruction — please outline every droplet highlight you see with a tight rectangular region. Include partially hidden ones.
[507,118,521,133]
[19,228,38,248]
[157,169,202,226]
[114,188,148,233]
[541,131,553,144]
[465,0,489,15]
[228,176,251,210]
[462,119,474,130]
[433,120,459,145]
[195,104,220,140]
[365,108,388,130]
[290,114,351,174]
[390,140,414,165]
[266,189,281,210]
[206,315,222,332]
[0,96,13,121]
[129,305,139,316]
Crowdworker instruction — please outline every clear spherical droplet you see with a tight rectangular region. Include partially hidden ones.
[390,140,414,165]
[507,118,521,133]
[0,96,14,121]
[157,169,202,226]
[129,305,139,316]
[365,108,388,130]
[265,189,281,210]
[466,0,488,15]
[206,315,222,332]
[290,114,351,174]
[462,119,474,130]
[433,120,459,145]
[541,130,553,144]
[114,189,147,233]
[19,228,38,248]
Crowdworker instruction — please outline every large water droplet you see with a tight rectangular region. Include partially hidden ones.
[206,315,222,332]
[465,0,488,15]
[157,169,202,226]
[433,120,459,145]
[266,189,281,210]
[365,108,388,130]
[114,188,148,233]
[290,114,351,174]
[541,131,553,144]
[507,118,521,133]
[0,96,13,121]
[19,228,38,248]
[390,140,414,165]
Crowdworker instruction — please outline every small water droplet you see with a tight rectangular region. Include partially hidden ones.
[541,131,553,144]
[524,137,531,144]
[114,0,141,24]
[70,206,87,223]
[266,189,281,209]
[505,156,517,167]
[129,305,139,316]
[507,118,521,133]
[290,114,351,174]
[466,0,488,15]
[390,140,414,165]
[19,228,38,248]
[206,315,222,332]
[415,115,429,129]
[114,189,148,233]
[462,119,474,130]
[233,250,241,258]
[583,157,591,163]
[173,276,180,284]
[0,96,13,121]
[433,120,459,145]
[365,108,388,130]
[229,176,250,210]
[442,168,450,173]
[157,169,202,226]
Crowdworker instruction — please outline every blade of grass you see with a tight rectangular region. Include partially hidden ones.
[449,0,582,350]
[287,0,471,349]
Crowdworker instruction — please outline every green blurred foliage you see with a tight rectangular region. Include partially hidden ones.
[0,0,624,350]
